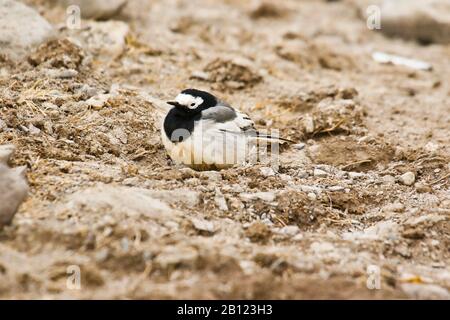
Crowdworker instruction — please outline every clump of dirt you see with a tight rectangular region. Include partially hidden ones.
[275,39,355,71]
[308,135,395,172]
[27,39,85,70]
[276,191,329,227]
[202,58,263,90]
[275,86,359,114]
[245,221,272,243]
[281,95,366,142]
[249,2,287,19]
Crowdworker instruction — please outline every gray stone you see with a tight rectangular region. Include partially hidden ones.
[63,185,179,220]
[0,144,15,164]
[190,217,216,233]
[260,166,276,177]
[380,0,450,44]
[58,0,127,20]
[146,189,200,208]
[214,188,228,211]
[240,192,276,202]
[0,145,29,227]
[0,0,54,60]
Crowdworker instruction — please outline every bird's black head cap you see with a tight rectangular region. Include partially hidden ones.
[181,88,217,109]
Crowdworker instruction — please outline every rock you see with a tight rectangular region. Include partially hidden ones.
[298,185,322,193]
[69,20,129,57]
[292,143,305,150]
[303,115,315,134]
[190,217,216,234]
[313,168,328,178]
[382,175,396,184]
[424,141,439,153]
[45,68,78,79]
[214,188,228,211]
[146,189,200,208]
[383,202,405,213]
[276,225,300,237]
[401,283,450,299]
[348,171,364,179]
[379,0,450,44]
[310,242,335,253]
[199,171,222,182]
[307,192,317,201]
[240,192,276,202]
[0,145,29,227]
[260,166,276,177]
[365,220,399,239]
[343,220,399,241]
[0,144,15,164]
[399,171,415,186]
[0,0,54,61]
[190,71,210,81]
[328,185,345,192]
[58,0,127,20]
[404,214,446,227]
[155,246,199,270]
[62,185,179,220]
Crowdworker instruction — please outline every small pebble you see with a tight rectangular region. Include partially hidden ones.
[399,171,415,186]
[260,166,276,177]
[328,185,344,192]
[348,172,364,179]
[382,175,396,184]
[307,192,317,201]
[313,168,327,178]
[292,143,305,150]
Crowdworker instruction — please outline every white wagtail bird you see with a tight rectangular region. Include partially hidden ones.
[161,89,292,170]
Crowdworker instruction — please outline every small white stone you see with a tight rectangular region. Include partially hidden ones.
[260,166,276,177]
[214,188,228,211]
[299,185,322,193]
[240,192,276,202]
[348,172,364,179]
[279,174,292,181]
[313,168,328,178]
[382,175,396,184]
[399,171,415,186]
[303,115,314,133]
[190,217,216,233]
[277,225,300,237]
[307,192,317,201]
[328,186,345,192]
[292,143,305,150]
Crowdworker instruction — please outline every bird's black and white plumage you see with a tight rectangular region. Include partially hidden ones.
[161,89,291,170]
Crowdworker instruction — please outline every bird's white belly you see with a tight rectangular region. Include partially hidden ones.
[161,127,254,170]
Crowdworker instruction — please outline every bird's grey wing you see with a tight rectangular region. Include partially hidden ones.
[214,109,257,135]
[201,104,237,123]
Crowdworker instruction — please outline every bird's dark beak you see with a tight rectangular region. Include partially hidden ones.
[167,101,181,107]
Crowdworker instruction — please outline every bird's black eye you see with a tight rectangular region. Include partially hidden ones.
[190,103,195,107]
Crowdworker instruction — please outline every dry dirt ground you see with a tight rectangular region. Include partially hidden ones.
[0,0,449,299]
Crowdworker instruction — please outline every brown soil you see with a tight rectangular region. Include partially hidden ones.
[0,0,449,299]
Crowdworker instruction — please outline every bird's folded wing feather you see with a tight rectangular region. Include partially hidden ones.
[201,104,292,143]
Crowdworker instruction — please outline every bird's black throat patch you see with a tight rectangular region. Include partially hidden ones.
[163,107,202,143]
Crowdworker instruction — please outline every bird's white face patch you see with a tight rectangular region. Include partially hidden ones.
[175,93,204,109]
